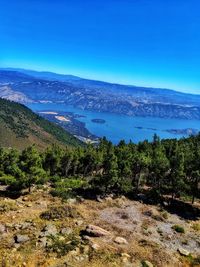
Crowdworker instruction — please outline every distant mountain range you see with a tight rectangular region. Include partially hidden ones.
[1,68,200,120]
[0,97,82,150]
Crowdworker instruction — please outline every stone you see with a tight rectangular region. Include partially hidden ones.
[114,237,128,245]
[39,237,47,247]
[60,227,72,235]
[67,198,77,204]
[26,203,32,207]
[178,248,190,256]
[75,220,83,226]
[20,222,32,230]
[91,243,100,250]
[15,234,30,243]
[142,260,154,267]
[96,196,103,203]
[85,225,111,237]
[0,224,6,234]
[121,253,131,258]
[40,224,58,237]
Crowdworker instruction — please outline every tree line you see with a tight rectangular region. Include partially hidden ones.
[0,134,199,204]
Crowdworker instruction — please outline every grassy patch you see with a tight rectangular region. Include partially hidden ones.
[192,223,200,232]
[0,200,17,213]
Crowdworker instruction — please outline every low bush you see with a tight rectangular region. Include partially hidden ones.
[40,205,80,220]
[46,234,80,257]
[0,175,16,185]
[51,178,88,200]
[172,225,185,233]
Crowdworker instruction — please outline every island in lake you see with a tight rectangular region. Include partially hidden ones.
[91,118,106,124]
[134,126,199,136]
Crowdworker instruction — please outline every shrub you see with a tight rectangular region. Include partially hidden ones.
[172,225,185,233]
[51,178,87,200]
[161,211,169,220]
[40,205,80,220]
[0,175,16,185]
[192,223,200,231]
[46,234,80,257]
[0,200,17,213]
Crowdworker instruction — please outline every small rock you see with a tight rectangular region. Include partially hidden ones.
[38,237,47,247]
[96,196,103,203]
[67,198,77,204]
[178,248,190,256]
[60,227,72,235]
[40,224,58,237]
[114,237,128,245]
[121,253,131,258]
[0,224,6,234]
[26,203,32,207]
[85,225,111,237]
[15,234,30,243]
[22,197,28,201]
[14,243,21,249]
[91,243,100,250]
[75,220,83,226]
[21,222,32,230]
[142,260,154,267]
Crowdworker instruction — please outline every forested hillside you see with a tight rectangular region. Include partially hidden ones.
[0,98,82,149]
[0,134,199,204]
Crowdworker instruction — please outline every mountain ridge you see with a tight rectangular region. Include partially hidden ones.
[1,69,200,120]
[2,67,200,97]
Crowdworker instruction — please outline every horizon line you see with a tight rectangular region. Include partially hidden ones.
[1,65,200,96]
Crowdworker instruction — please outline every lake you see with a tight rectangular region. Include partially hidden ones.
[27,103,200,144]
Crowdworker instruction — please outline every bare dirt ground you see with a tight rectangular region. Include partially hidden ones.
[0,186,199,267]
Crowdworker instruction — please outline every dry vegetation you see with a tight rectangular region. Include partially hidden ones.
[0,185,199,267]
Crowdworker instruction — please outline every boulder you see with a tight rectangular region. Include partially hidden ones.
[15,234,30,243]
[178,248,190,256]
[40,224,58,237]
[85,225,111,237]
[114,236,128,245]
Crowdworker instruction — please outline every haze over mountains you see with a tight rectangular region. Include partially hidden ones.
[1,68,200,120]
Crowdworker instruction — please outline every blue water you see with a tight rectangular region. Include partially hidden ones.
[27,103,200,144]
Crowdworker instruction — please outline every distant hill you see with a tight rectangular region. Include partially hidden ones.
[1,69,200,120]
[0,98,82,150]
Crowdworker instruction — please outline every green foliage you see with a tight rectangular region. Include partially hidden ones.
[172,225,185,233]
[46,234,81,257]
[51,178,87,199]
[0,132,200,204]
[0,174,16,185]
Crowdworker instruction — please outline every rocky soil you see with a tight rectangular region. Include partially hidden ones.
[0,186,199,267]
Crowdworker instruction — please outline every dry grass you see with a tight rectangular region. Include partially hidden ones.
[0,188,199,267]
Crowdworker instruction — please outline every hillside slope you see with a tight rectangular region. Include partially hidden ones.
[0,98,82,149]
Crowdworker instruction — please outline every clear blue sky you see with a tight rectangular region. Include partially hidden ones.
[0,0,200,94]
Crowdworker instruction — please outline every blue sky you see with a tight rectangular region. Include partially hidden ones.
[0,0,200,94]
